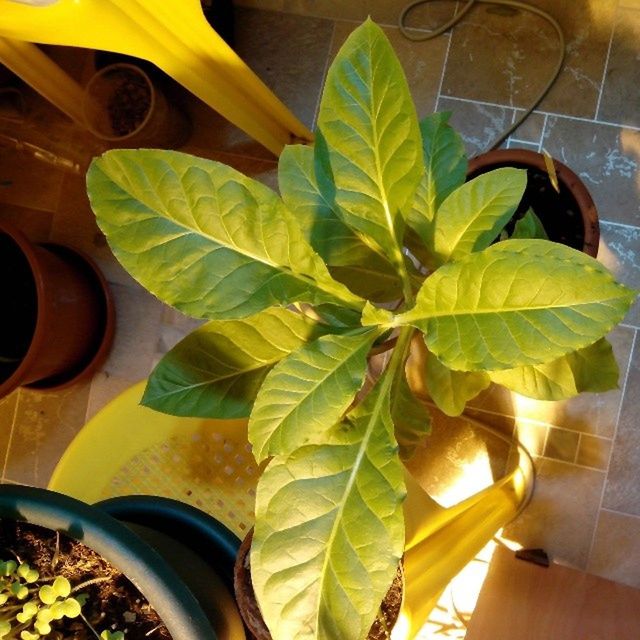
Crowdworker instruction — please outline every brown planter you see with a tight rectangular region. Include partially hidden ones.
[467,148,600,257]
[0,221,114,398]
[234,530,404,640]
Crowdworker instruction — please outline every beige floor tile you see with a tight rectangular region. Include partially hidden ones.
[603,337,640,515]
[510,110,546,145]
[541,117,640,228]
[181,8,334,159]
[544,427,580,463]
[599,223,640,328]
[441,0,616,119]
[588,509,640,588]
[331,21,450,120]
[576,434,612,471]
[3,383,91,488]
[100,282,165,383]
[0,393,18,478]
[85,372,137,422]
[598,8,640,128]
[504,457,606,569]
[437,97,514,156]
[470,326,633,438]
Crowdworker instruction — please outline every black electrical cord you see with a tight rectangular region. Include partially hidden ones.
[399,0,566,151]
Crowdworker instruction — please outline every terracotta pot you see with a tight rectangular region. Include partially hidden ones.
[234,530,403,640]
[467,148,600,257]
[0,221,114,398]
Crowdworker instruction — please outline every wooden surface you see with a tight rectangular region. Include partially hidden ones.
[466,546,640,639]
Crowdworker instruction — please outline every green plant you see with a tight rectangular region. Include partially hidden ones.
[86,19,636,640]
[0,559,123,640]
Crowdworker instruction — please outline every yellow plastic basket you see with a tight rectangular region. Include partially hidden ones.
[49,381,258,538]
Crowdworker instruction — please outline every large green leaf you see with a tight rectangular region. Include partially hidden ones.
[251,375,405,640]
[407,112,468,248]
[87,149,364,320]
[278,145,401,302]
[249,328,380,462]
[316,19,423,267]
[390,370,431,459]
[396,240,637,371]
[432,168,527,264]
[489,338,619,401]
[143,308,329,418]
[424,350,490,416]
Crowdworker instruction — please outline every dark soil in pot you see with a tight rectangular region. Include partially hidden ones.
[467,149,600,257]
[0,520,171,640]
[234,531,403,640]
[0,232,36,382]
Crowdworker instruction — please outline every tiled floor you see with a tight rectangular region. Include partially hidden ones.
[0,0,639,599]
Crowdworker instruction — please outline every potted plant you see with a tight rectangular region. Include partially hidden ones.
[0,484,242,639]
[466,148,600,257]
[0,221,114,399]
[85,19,636,640]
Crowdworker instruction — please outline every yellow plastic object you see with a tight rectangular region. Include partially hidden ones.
[0,0,312,155]
[0,38,87,126]
[50,381,533,639]
[399,453,532,639]
[49,381,258,537]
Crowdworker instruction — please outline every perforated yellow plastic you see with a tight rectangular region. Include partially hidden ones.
[49,381,258,537]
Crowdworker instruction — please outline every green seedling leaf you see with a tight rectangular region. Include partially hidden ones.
[390,370,431,459]
[249,328,379,462]
[11,583,28,600]
[16,601,38,623]
[489,337,619,400]
[407,112,467,249]
[432,168,527,264]
[17,564,38,584]
[317,19,423,272]
[33,620,51,636]
[52,577,70,599]
[101,631,125,640]
[49,602,64,620]
[510,208,548,240]
[424,350,490,416]
[0,620,10,638]
[397,240,637,371]
[279,144,403,302]
[36,608,53,624]
[0,593,8,605]
[0,560,16,576]
[38,585,57,605]
[19,631,39,640]
[60,598,81,618]
[143,308,330,418]
[252,374,405,640]
[87,150,365,321]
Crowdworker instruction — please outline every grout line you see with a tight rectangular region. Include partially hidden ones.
[594,7,617,121]
[601,506,640,521]
[440,95,640,132]
[586,327,638,564]
[1,391,21,482]
[538,113,549,153]
[433,0,458,113]
[601,219,640,232]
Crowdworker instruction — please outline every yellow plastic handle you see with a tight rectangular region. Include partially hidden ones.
[0,0,313,154]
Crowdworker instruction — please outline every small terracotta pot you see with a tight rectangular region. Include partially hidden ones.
[467,148,600,257]
[0,221,114,398]
[234,530,404,640]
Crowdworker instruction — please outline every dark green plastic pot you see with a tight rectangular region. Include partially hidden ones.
[96,496,246,640]
[0,485,217,639]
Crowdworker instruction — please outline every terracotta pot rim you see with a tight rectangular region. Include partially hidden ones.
[467,147,600,258]
[0,222,115,396]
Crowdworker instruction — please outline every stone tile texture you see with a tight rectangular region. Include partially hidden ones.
[0,0,638,599]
